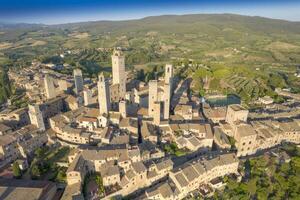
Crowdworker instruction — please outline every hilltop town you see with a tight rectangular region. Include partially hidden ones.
[0,48,300,200]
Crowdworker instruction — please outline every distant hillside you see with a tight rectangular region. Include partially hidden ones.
[59,14,300,34]
[1,14,300,67]
[0,22,44,29]
[1,14,300,103]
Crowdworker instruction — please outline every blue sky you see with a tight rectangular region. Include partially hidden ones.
[0,0,300,24]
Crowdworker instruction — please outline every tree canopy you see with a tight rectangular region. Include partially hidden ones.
[0,69,12,104]
[213,145,300,200]
[12,161,21,178]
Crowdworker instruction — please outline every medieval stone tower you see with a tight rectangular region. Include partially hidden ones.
[148,80,158,117]
[73,68,84,94]
[28,104,45,131]
[98,73,110,115]
[111,49,126,100]
[163,64,174,119]
[44,74,56,99]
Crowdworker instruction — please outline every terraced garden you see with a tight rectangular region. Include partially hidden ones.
[225,76,269,101]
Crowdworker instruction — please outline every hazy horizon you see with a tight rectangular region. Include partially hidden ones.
[1,0,300,25]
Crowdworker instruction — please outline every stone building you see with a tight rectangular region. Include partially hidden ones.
[98,73,110,116]
[0,108,30,129]
[111,49,126,101]
[148,80,158,117]
[164,64,173,85]
[39,96,66,127]
[0,179,57,200]
[0,135,19,167]
[226,104,248,125]
[0,125,48,168]
[83,89,93,106]
[153,102,162,126]
[143,153,239,200]
[163,64,174,120]
[28,104,45,131]
[234,123,258,157]
[73,68,84,94]
[49,110,92,145]
[44,74,56,99]
[66,154,87,185]
[164,83,171,120]
[119,100,127,118]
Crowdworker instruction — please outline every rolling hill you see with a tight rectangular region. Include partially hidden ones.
[1,14,300,103]
[1,14,300,66]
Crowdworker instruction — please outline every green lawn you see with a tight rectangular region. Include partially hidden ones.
[164,142,188,157]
